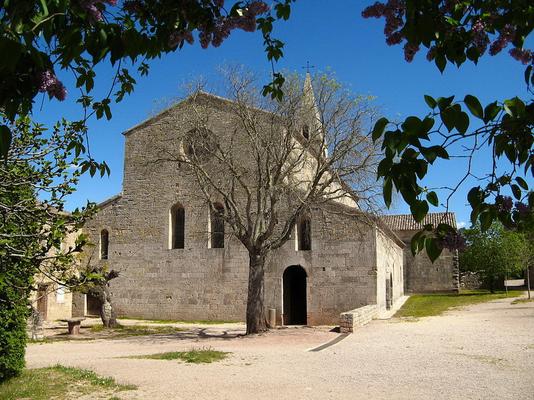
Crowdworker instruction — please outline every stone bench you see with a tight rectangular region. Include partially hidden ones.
[61,318,86,335]
[339,305,378,333]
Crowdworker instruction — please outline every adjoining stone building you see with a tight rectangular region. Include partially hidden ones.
[381,212,460,293]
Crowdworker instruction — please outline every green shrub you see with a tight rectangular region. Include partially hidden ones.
[0,275,30,382]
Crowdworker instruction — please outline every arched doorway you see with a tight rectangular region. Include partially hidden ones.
[283,265,307,325]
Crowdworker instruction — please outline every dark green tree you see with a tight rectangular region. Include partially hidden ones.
[0,116,94,381]
[460,223,528,292]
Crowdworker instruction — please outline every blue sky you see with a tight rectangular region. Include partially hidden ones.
[34,0,532,228]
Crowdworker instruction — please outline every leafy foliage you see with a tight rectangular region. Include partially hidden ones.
[460,223,530,292]
[0,0,294,168]
[363,0,533,259]
[0,115,94,381]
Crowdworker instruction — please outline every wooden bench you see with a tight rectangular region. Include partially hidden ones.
[61,318,86,335]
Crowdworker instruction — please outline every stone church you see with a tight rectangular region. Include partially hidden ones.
[77,76,458,326]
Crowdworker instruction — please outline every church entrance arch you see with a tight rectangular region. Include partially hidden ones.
[283,265,307,325]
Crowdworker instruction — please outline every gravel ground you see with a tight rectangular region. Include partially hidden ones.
[26,296,534,400]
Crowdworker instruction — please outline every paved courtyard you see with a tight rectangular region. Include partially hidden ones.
[27,296,534,400]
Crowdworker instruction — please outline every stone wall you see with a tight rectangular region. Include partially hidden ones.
[339,305,378,333]
[29,282,73,321]
[395,230,459,293]
[83,94,405,325]
[375,228,404,314]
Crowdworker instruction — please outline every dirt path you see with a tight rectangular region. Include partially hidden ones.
[26,297,534,400]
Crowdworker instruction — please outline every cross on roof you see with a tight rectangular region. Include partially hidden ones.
[302,61,315,74]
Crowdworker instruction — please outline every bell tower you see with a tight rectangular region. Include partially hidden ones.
[299,70,326,156]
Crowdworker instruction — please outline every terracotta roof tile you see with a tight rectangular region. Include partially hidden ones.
[381,212,457,231]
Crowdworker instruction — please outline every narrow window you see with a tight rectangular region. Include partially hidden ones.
[100,229,109,260]
[298,215,312,251]
[170,203,185,249]
[302,124,310,139]
[210,203,225,249]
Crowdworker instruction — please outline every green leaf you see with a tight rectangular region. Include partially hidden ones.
[383,178,393,208]
[515,177,528,190]
[455,111,469,134]
[0,125,12,160]
[435,53,446,73]
[525,65,532,87]
[424,95,437,109]
[480,211,493,231]
[410,231,425,256]
[39,0,49,16]
[464,95,483,119]
[483,102,501,123]
[426,191,439,206]
[437,96,455,111]
[440,107,456,132]
[425,238,443,263]
[511,184,521,200]
[372,117,389,141]
[410,200,429,223]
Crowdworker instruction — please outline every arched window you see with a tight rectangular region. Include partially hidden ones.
[302,124,310,139]
[297,215,311,251]
[210,203,225,249]
[170,203,185,249]
[100,229,109,260]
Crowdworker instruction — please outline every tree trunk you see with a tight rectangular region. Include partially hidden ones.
[489,276,495,294]
[95,284,118,328]
[527,265,531,300]
[246,251,268,334]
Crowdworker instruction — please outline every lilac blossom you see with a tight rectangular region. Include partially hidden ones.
[439,231,466,252]
[78,0,116,23]
[495,195,513,213]
[509,48,533,65]
[489,24,516,56]
[37,70,67,101]
[515,202,530,217]
[403,43,419,62]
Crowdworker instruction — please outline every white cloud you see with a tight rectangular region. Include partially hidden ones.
[457,221,467,229]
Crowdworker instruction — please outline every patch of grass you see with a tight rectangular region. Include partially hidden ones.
[511,297,534,305]
[130,348,229,363]
[395,290,523,318]
[118,316,240,324]
[0,365,136,400]
[90,324,185,337]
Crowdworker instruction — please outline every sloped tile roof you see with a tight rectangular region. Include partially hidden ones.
[381,212,457,231]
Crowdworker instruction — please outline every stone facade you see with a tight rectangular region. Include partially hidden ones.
[82,90,406,325]
[382,213,460,293]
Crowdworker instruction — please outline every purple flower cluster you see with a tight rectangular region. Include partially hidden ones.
[37,70,67,101]
[439,231,466,252]
[471,19,490,54]
[404,42,419,62]
[362,1,407,52]
[515,202,531,217]
[168,1,269,49]
[495,195,513,213]
[168,30,194,48]
[489,24,516,56]
[509,48,533,65]
[78,0,116,23]
[362,1,531,67]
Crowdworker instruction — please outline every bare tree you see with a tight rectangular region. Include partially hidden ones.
[157,69,382,334]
